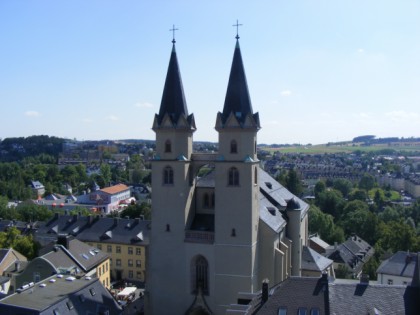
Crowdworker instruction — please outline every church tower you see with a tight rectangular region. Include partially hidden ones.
[147,38,197,314]
[213,36,261,310]
[147,30,308,315]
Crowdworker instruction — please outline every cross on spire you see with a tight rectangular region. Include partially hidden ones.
[232,19,243,39]
[170,24,178,44]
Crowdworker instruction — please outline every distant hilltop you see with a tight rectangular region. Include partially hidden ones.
[1,135,420,155]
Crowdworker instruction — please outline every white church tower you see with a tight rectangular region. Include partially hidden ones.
[146,31,309,315]
[213,35,261,309]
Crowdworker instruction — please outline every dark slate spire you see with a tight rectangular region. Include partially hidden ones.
[222,39,253,124]
[157,43,189,125]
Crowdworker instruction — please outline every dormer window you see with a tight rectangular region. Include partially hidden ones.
[230,140,238,154]
[228,167,239,186]
[165,140,172,153]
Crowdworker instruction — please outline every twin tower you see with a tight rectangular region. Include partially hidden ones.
[146,36,299,315]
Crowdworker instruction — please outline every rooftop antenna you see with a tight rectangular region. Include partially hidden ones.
[170,24,178,44]
[232,19,243,39]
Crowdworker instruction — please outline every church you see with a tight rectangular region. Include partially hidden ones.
[146,32,310,315]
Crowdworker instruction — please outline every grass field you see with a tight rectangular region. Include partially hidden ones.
[260,143,420,154]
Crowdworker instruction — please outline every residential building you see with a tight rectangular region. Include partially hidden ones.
[77,217,149,283]
[0,274,122,314]
[324,235,374,279]
[14,235,110,291]
[231,270,420,315]
[34,214,149,284]
[0,248,27,295]
[30,180,45,197]
[301,246,335,278]
[377,251,418,285]
[147,35,309,314]
[309,234,330,255]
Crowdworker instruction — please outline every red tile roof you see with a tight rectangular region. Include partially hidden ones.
[100,184,129,195]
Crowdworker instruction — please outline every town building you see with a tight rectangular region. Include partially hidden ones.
[14,235,110,291]
[0,274,122,315]
[146,35,309,314]
[34,214,149,284]
[324,235,374,279]
[30,180,45,197]
[76,183,132,214]
[231,270,420,315]
[377,251,418,285]
[0,248,27,295]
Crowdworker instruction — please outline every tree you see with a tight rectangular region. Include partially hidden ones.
[348,189,367,202]
[333,179,353,198]
[119,202,151,220]
[358,173,375,191]
[0,196,19,220]
[379,206,400,223]
[373,189,385,211]
[100,163,112,186]
[284,169,303,196]
[308,206,344,244]
[341,200,369,219]
[314,181,326,199]
[69,206,92,216]
[16,204,53,222]
[0,227,39,259]
[377,220,420,252]
[316,189,344,218]
[340,207,379,245]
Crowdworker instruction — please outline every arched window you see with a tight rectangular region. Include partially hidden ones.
[163,166,174,185]
[191,255,209,295]
[165,140,172,153]
[203,193,210,208]
[230,140,238,153]
[228,167,239,186]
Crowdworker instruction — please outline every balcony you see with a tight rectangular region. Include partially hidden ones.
[185,230,214,244]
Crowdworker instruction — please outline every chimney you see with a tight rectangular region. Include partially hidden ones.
[406,251,412,264]
[57,234,72,249]
[261,279,269,304]
[360,274,369,285]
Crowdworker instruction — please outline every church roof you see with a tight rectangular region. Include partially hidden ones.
[222,40,253,123]
[156,43,190,126]
[215,39,260,130]
[194,167,308,233]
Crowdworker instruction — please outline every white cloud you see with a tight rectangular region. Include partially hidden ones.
[134,102,154,108]
[357,48,365,53]
[385,110,419,122]
[280,90,292,96]
[24,110,40,117]
[106,115,119,121]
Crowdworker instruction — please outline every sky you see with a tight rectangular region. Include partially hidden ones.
[1,1,420,145]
